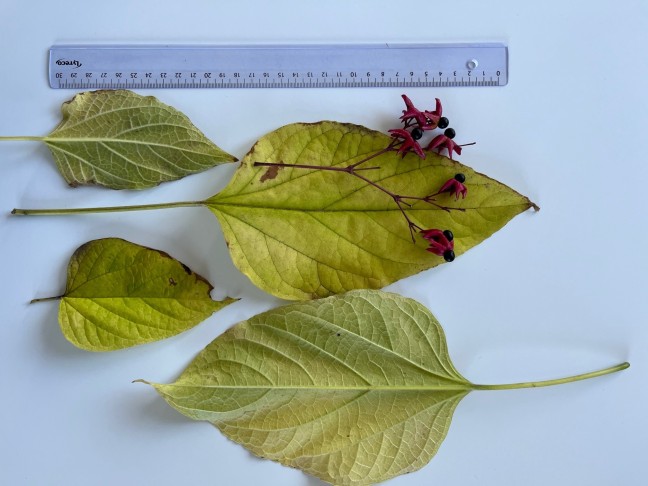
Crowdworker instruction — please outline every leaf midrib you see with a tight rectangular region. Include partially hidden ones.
[64,296,217,301]
[43,137,218,156]
[209,201,530,213]
[160,383,473,391]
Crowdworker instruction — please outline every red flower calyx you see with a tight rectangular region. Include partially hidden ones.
[426,128,462,160]
[399,95,442,131]
[435,173,468,200]
[388,128,425,159]
[420,228,455,262]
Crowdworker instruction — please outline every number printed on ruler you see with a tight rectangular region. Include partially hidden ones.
[50,44,508,89]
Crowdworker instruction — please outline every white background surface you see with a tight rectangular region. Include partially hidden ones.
[0,1,646,485]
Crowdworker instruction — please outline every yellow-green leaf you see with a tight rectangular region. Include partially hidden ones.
[53,238,235,351]
[145,290,626,485]
[45,90,236,189]
[207,121,536,300]
[150,290,470,485]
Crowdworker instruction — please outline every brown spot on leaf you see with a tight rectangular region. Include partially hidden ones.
[169,277,177,286]
[260,165,281,182]
[248,140,259,155]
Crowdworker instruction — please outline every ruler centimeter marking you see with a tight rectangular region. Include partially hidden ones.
[49,44,508,89]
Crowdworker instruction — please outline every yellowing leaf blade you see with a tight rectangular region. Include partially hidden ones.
[59,238,235,351]
[150,290,471,485]
[286,391,467,484]
[207,122,535,300]
[46,90,236,189]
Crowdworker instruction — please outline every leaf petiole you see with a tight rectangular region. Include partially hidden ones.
[472,362,629,391]
[30,295,63,304]
[0,136,44,142]
[11,201,204,216]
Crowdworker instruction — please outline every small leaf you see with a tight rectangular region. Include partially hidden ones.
[207,122,536,300]
[45,90,236,189]
[145,290,628,485]
[55,238,235,351]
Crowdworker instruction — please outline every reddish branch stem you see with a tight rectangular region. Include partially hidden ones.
[346,169,421,241]
[252,143,462,242]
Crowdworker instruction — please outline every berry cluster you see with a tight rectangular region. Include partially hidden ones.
[388,95,467,160]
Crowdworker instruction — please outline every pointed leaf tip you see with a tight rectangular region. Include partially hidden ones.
[132,379,150,385]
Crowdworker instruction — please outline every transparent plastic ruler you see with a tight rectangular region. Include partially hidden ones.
[49,44,508,89]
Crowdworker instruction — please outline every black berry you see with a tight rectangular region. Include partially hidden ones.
[411,127,423,140]
[443,230,454,242]
[438,117,449,129]
[454,173,466,183]
[444,128,456,139]
[443,250,455,262]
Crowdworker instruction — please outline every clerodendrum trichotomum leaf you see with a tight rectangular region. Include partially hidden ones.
[141,290,628,485]
[13,121,536,300]
[207,122,536,300]
[1,90,236,189]
[37,238,236,351]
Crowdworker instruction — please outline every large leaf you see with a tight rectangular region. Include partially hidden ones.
[50,238,235,351]
[207,122,536,300]
[44,90,236,189]
[149,290,470,485]
[144,290,627,485]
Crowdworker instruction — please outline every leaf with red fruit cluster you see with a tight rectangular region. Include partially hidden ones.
[206,121,536,300]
